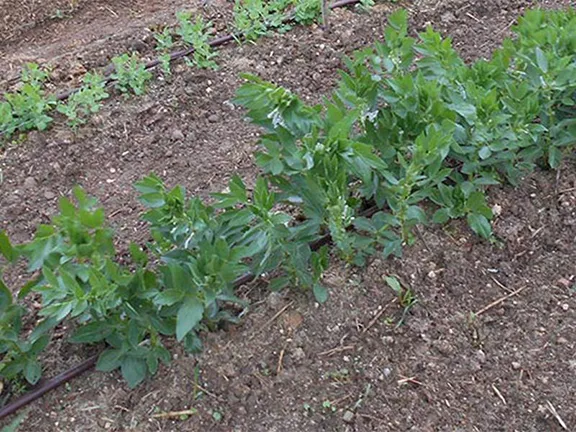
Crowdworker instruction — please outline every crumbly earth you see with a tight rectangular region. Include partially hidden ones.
[1,0,575,431]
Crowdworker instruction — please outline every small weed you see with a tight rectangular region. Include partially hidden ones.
[322,400,337,412]
[385,276,417,327]
[211,410,223,422]
[111,53,152,95]
[326,368,350,381]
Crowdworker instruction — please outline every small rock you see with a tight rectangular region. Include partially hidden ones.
[381,336,394,345]
[343,355,350,362]
[24,176,37,190]
[476,350,486,363]
[267,292,283,309]
[568,359,576,370]
[441,11,456,23]
[292,347,305,362]
[208,114,220,123]
[557,337,569,345]
[171,129,185,141]
[382,367,392,377]
[561,303,569,311]
[512,362,521,370]
[492,204,503,217]
[342,410,354,423]
[557,278,572,289]
[128,39,148,53]
[44,191,56,200]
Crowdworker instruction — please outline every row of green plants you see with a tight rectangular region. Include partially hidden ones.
[0,0,371,142]
[1,8,575,391]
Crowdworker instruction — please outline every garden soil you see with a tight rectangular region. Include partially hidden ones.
[1,0,575,431]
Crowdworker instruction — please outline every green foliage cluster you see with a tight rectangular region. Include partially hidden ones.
[1,8,575,392]
[0,64,54,138]
[176,11,219,70]
[111,53,153,96]
[233,0,293,41]
[152,11,219,76]
[56,72,109,128]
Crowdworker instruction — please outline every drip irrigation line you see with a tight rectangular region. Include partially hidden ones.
[0,203,377,420]
[0,355,98,420]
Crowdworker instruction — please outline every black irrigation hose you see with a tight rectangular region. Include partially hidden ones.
[0,205,377,420]
[0,0,370,420]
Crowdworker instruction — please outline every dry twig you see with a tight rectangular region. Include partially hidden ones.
[318,345,355,357]
[474,286,526,316]
[152,408,197,419]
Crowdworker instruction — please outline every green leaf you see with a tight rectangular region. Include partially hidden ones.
[0,276,13,310]
[384,276,402,294]
[534,47,548,73]
[313,283,328,303]
[176,297,204,341]
[139,192,166,208]
[467,213,492,239]
[71,322,111,343]
[478,146,492,160]
[432,208,451,224]
[24,359,42,385]
[269,276,290,291]
[0,231,18,263]
[96,348,124,372]
[121,356,148,388]
[129,243,148,266]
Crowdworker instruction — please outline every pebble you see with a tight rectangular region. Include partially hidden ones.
[208,114,220,123]
[381,336,394,345]
[342,410,355,423]
[382,367,392,377]
[24,176,37,189]
[44,191,56,200]
[512,362,521,370]
[171,129,185,141]
[292,347,305,362]
[557,337,569,345]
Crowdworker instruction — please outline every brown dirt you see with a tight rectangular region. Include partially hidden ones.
[1,0,576,431]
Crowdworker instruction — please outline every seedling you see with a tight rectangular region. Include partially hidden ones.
[176,11,218,70]
[56,72,109,128]
[384,276,417,327]
[322,400,337,412]
[111,53,152,95]
[154,27,175,76]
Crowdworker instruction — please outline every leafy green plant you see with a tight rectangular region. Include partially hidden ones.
[0,63,54,139]
[111,53,152,95]
[175,11,218,70]
[1,7,575,392]
[154,27,175,76]
[384,275,417,327]
[233,0,292,42]
[293,0,322,25]
[56,72,109,128]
